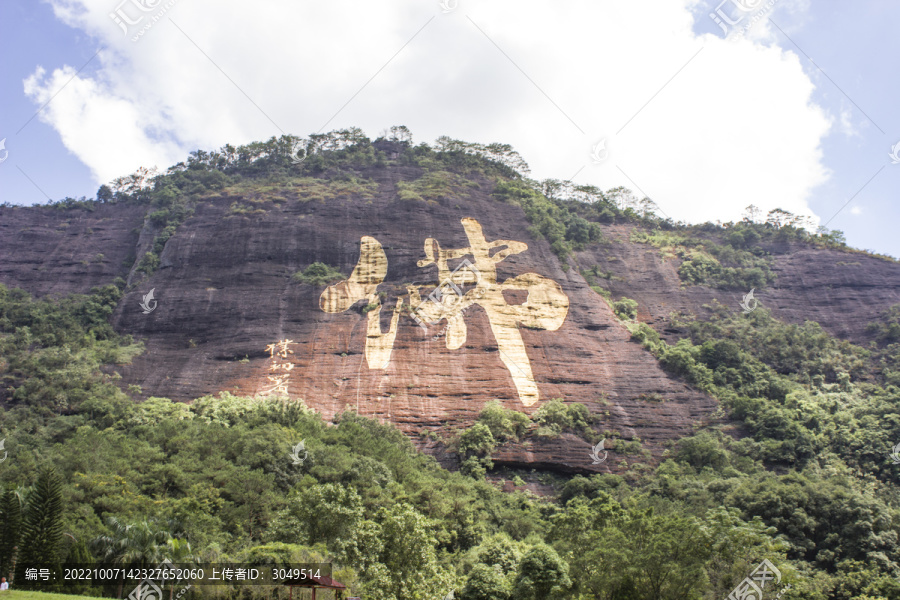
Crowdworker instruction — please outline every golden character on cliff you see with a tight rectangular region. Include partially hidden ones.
[261,374,291,396]
[265,339,295,359]
[319,218,568,406]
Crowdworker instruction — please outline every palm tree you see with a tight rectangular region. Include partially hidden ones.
[165,538,195,600]
[92,517,173,598]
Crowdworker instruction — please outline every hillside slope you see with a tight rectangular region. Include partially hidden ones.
[1,134,897,477]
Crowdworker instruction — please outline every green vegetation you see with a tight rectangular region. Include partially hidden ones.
[452,288,900,597]
[612,297,638,321]
[492,179,604,265]
[396,170,477,203]
[453,399,605,480]
[630,228,776,290]
[107,165,227,278]
[4,132,900,599]
[0,282,142,411]
[0,490,21,578]
[3,266,899,598]
[582,266,613,299]
[226,201,267,215]
[458,399,596,451]
[532,399,596,439]
[868,303,900,344]
[31,130,888,284]
[135,251,160,275]
[3,593,108,600]
[222,175,377,204]
[291,262,346,287]
[456,402,532,478]
[13,467,64,584]
[581,264,617,284]
[475,401,530,443]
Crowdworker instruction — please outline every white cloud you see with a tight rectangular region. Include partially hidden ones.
[23,64,184,183]
[27,0,833,225]
[835,100,865,138]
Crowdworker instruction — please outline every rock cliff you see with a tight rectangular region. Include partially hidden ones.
[2,149,897,476]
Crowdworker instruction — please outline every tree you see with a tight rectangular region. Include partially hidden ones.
[92,517,173,567]
[388,125,413,144]
[96,184,114,203]
[564,527,632,600]
[110,166,158,196]
[165,538,195,600]
[620,509,710,600]
[277,483,363,555]
[62,540,96,596]
[476,402,529,443]
[222,468,277,540]
[512,544,571,599]
[458,423,496,457]
[91,517,173,598]
[550,494,622,548]
[461,564,510,600]
[458,422,497,478]
[674,431,730,471]
[353,504,451,600]
[0,488,22,580]
[459,534,524,600]
[472,534,524,579]
[15,468,64,587]
[612,297,639,320]
[699,507,786,600]
[550,495,626,600]
[742,204,762,223]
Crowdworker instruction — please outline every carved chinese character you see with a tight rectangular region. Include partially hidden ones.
[319,218,569,406]
[269,362,295,372]
[408,218,568,406]
[265,339,295,359]
[319,236,403,370]
[261,374,290,396]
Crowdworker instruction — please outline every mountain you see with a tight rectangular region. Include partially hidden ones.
[0,133,897,478]
[4,131,900,597]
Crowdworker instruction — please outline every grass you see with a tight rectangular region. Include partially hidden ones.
[3,591,108,600]
[222,176,378,204]
[395,170,477,202]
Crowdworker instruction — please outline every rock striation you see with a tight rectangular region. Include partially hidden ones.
[2,163,898,475]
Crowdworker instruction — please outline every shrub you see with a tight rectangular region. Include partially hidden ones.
[492,180,603,264]
[532,399,593,438]
[135,252,160,275]
[612,298,638,320]
[674,431,730,471]
[292,262,345,286]
[459,422,497,457]
[477,401,530,442]
[867,304,900,344]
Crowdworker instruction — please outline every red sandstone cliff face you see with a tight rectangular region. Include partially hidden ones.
[575,225,900,347]
[0,203,146,295]
[1,166,898,475]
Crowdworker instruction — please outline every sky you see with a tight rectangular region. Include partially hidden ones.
[1,0,898,258]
